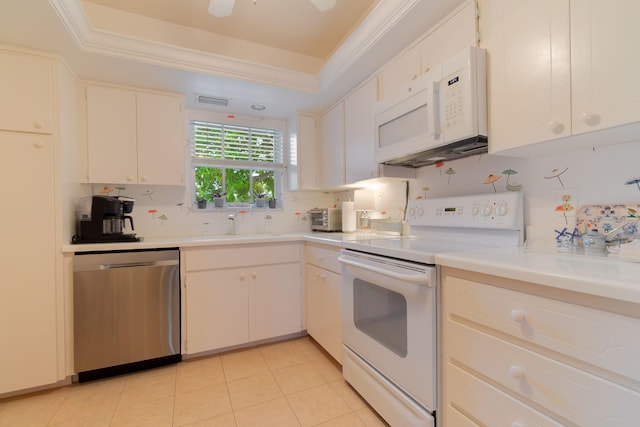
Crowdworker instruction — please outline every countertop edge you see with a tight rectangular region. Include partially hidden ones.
[436,248,640,305]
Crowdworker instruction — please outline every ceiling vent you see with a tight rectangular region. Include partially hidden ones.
[197,95,230,106]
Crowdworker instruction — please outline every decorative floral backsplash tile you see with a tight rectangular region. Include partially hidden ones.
[576,204,640,235]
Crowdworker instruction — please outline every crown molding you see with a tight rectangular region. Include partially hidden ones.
[48,0,416,94]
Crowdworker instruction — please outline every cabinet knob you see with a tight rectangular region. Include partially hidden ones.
[34,141,45,149]
[239,273,246,281]
[412,73,418,80]
[547,120,564,134]
[580,112,600,126]
[509,365,524,380]
[33,121,45,129]
[316,273,321,279]
[140,175,148,182]
[126,175,134,182]
[251,272,257,279]
[510,309,525,322]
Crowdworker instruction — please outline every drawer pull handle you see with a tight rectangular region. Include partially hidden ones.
[510,309,525,323]
[509,365,524,379]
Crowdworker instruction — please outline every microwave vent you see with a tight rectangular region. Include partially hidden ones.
[382,136,488,168]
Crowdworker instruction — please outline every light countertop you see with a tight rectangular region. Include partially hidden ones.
[64,233,640,304]
[62,231,383,253]
[437,247,640,305]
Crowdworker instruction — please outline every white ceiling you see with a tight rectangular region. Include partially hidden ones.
[0,0,465,119]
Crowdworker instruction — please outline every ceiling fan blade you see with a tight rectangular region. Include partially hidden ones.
[309,0,337,12]
[208,0,235,17]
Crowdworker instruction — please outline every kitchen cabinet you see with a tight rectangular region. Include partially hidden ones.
[305,243,342,363]
[287,113,320,191]
[344,77,378,184]
[85,84,185,186]
[0,49,53,134]
[0,132,58,394]
[379,1,477,100]
[482,0,640,155]
[182,243,302,355]
[441,267,640,426]
[319,102,345,189]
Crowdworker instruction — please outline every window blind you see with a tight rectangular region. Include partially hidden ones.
[192,121,283,164]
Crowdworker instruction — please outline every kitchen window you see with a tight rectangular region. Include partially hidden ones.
[190,116,284,208]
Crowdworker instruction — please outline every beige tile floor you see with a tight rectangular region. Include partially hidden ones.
[0,337,389,427]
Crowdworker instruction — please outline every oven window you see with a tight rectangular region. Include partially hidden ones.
[353,278,408,357]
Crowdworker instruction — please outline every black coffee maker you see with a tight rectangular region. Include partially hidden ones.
[73,195,140,243]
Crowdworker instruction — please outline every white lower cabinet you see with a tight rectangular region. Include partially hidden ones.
[305,244,342,363]
[441,267,640,427]
[182,243,302,355]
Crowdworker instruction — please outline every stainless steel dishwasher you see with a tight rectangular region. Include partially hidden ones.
[73,249,181,382]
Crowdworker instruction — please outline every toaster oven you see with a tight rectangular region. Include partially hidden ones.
[309,208,342,231]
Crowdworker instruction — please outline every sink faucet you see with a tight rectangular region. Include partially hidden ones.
[228,214,238,235]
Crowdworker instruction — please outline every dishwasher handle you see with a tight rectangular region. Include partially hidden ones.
[100,259,178,270]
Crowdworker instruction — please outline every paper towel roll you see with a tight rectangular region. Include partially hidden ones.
[342,201,356,233]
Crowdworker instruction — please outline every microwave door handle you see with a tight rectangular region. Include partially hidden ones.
[432,81,441,137]
[338,256,432,288]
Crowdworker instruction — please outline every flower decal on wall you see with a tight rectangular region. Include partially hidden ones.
[444,167,456,184]
[625,176,640,191]
[555,193,575,225]
[435,161,445,175]
[545,167,568,187]
[483,174,501,192]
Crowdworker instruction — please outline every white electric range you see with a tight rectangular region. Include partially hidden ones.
[339,192,524,427]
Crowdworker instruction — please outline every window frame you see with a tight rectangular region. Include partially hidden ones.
[188,111,287,209]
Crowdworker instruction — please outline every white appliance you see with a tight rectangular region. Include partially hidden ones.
[375,46,488,168]
[339,192,523,427]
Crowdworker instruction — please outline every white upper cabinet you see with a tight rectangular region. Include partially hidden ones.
[287,113,319,191]
[86,84,185,186]
[380,1,477,100]
[0,50,54,134]
[319,102,345,189]
[570,1,640,135]
[483,0,640,155]
[480,0,571,151]
[345,77,379,183]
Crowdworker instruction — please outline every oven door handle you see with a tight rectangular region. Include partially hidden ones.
[338,256,432,287]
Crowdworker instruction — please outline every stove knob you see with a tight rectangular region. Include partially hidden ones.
[471,204,480,217]
[496,202,508,216]
[482,203,493,216]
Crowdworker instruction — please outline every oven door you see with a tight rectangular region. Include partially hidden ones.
[339,249,437,413]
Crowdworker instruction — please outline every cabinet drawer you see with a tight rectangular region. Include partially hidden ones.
[305,244,341,273]
[445,363,563,427]
[445,276,640,381]
[184,243,301,271]
[448,320,640,427]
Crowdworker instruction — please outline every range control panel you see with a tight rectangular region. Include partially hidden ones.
[406,192,523,230]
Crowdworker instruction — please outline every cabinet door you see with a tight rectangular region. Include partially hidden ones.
[249,263,302,342]
[319,102,345,189]
[345,77,378,184]
[0,51,53,134]
[0,132,58,393]
[305,264,342,363]
[136,92,185,186]
[86,85,138,184]
[379,45,422,100]
[481,0,571,152]
[419,1,477,75]
[570,0,640,134]
[288,113,319,191]
[184,269,249,354]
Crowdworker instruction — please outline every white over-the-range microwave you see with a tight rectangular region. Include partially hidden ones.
[375,46,488,168]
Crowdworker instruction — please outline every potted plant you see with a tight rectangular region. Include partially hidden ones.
[212,192,226,208]
[255,193,266,207]
[196,188,208,209]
